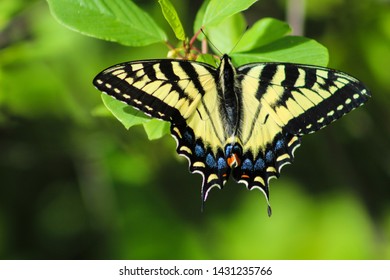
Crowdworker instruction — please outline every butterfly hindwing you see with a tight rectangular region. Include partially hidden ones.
[171,124,230,202]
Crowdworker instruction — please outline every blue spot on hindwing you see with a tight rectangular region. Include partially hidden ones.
[225,143,243,157]
[242,159,253,171]
[183,130,193,143]
[233,144,242,156]
[206,153,217,168]
[254,158,265,171]
[195,144,205,157]
[275,139,285,151]
[266,150,274,163]
[225,145,233,156]
[217,157,227,170]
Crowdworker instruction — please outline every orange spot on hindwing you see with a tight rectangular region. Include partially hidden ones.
[225,143,243,169]
[227,153,241,168]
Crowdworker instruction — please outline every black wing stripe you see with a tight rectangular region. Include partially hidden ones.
[179,60,210,96]
[255,64,278,99]
[143,62,193,102]
[303,67,317,89]
[159,60,180,81]
[143,63,158,81]
[281,64,300,88]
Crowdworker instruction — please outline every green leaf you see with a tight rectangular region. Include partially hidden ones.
[101,94,169,140]
[232,36,329,66]
[196,53,218,67]
[158,0,186,41]
[202,0,258,28]
[143,119,170,140]
[193,0,210,35]
[205,13,247,54]
[234,18,291,53]
[101,94,150,129]
[47,0,167,46]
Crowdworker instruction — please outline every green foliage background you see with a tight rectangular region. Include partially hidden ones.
[0,0,389,259]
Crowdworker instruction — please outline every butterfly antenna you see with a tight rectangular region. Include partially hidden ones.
[200,28,223,56]
[228,25,250,54]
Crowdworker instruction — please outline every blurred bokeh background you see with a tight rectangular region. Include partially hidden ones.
[0,0,389,259]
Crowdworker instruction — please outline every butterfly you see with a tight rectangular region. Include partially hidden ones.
[93,54,370,215]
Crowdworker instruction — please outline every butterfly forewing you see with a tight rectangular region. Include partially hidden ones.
[94,60,211,123]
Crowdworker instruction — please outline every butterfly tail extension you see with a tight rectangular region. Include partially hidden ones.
[232,133,301,216]
[171,124,230,209]
[232,157,272,216]
[229,145,271,214]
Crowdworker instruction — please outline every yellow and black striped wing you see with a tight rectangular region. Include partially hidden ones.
[93,59,231,201]
[232,62,370,199]
[94,59,214,123]
[94,55,370,214]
